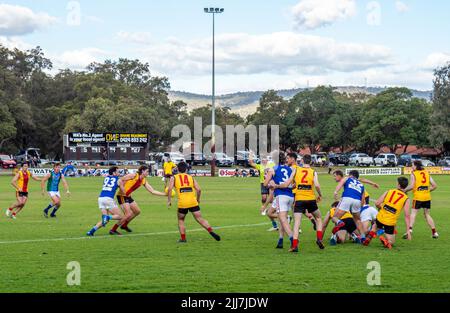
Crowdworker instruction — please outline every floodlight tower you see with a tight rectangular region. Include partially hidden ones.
[204,7,224,177]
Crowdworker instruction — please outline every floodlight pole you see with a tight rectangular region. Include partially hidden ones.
[204,7,224,177]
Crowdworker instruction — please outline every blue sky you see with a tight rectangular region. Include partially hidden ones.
[1,0,449,94]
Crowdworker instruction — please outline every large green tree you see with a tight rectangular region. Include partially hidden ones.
[430,63,450,152]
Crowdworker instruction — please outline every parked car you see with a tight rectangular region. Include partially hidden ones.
[328,153,350,166]
[185,152,207,166]
[163,152,186,165]
[206,152,234,167]
[398,153,421,167]
[373,153,398,167]
[438,157,450,166]
[348,153,374,167]
[234,151,260,167]
[0,154,17,169]
[15,148,41,164]
[421,159,436,167]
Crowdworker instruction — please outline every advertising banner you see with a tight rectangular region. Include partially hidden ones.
[345,168,402,176]
[403,167,450,175]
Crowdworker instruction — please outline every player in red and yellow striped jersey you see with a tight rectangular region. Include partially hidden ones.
[167,162,220,243]
[109,165,165,235]
[404,161,438,239]
[363,177,411,249]
[6,163,41,219]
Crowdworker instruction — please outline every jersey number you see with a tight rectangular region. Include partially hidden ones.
[281,169,289,182]
[178,175,189,187]
[420,172,427,184]
[300,170,308,183]
[102,177,117,191]
[387,191,404,205]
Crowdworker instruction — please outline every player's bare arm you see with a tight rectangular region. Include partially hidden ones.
[274,167,296,189]
[404,174,415,193]
[193,178,201,204]
[360,177,379,189]
[40,173,51,195]
[167,176,175,207]
[430,177,437,192]
[11,173,20,191]
[263,168,274,187]
[403,200,411,240]
[31,174,42,182]
[61,174,70,195]
[334,177,347,200]
[144,182,166,196]
[374,191,388,209]
[314,172,322,202]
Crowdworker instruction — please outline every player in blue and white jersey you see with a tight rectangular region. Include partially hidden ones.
[264,152,296,249]
[87,167,124,236]
[331,169,366,244]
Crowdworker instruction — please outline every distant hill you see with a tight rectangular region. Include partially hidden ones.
[168,87,433,117]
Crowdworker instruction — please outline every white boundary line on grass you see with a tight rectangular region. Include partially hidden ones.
[0,222,270,245]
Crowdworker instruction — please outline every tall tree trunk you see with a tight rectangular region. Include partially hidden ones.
[403,143,409,154]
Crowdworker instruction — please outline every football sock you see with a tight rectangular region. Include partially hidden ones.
[277,238,283,246]
[432,228,437,235]
[289,236,293,246]
[271,220,277,228]
[44,203,53,213]
[122,221,129,228]
[111,224,119,231]
[51,206,59,216]
[292,239,299,248]
[181,233,186,241]
[90,226,99,233]
[207,227,213,233]
[8,208,13,211]
[368,231,376,239]
[317,230,323,240]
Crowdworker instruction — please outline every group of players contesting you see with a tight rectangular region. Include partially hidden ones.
[4,150,438,250]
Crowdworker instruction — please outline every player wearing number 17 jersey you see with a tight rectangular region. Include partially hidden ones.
[87,167,124,236]
[363,177,411,249]
[167,162,220,243]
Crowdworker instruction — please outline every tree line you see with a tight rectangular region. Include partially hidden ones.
[0,44,449,159]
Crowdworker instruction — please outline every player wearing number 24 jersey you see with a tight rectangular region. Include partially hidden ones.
[363,176,411,249]
[87,167,124,236]
[167,162,220,243]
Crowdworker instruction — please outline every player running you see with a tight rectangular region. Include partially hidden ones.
[6,163,41,219]
[332,170,366,243]
[363,177,411,249]
[265,152,295,249]
[110,165,165,234]
[273,154,324,251]
[403,161,439,239]
[86,166,124,236]
[41,163,70,218]
[249,152,278,231]
[167,161,220,243]
[323,202,357,244]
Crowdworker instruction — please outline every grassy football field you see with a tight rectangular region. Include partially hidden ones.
[0,173,449,293]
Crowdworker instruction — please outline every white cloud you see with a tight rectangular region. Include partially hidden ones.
[422,52,450,70]
[395,1,409,13]
[117,31,152,45]
[0,36,32,50]
[291,0,356,30]
[138,32,392,77]
[0,4,57,36]
[52,48,111,70]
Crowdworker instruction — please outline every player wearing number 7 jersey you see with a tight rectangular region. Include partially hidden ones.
[404,161,438,239]
[363,177,411,249]
[167,162,220,243]
[87,167,123,236]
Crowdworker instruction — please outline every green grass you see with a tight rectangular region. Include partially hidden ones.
[0,174,449,293]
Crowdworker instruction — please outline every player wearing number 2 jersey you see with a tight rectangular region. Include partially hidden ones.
[404,161,438,239]
[167,162,220,243]
[363,177,411,249]
[87,167,123,236]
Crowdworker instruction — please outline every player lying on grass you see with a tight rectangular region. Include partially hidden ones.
[110,165,166,235]
[265,152,295,250]
[404,160,439,239]
[249,152,278,232]
[360,205,379,236]
[363,177,411,249]
[87,167,123,236]
[323,202,358,244]
[6,163,41,219]
[41,162,70,218]
[167,161,220,243]
[272,154,325,251]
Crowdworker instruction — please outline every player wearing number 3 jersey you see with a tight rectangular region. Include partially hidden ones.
[167,162,221,243]
[404,161,438,239]
[87,167,123,236]
[363,177,411,249]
